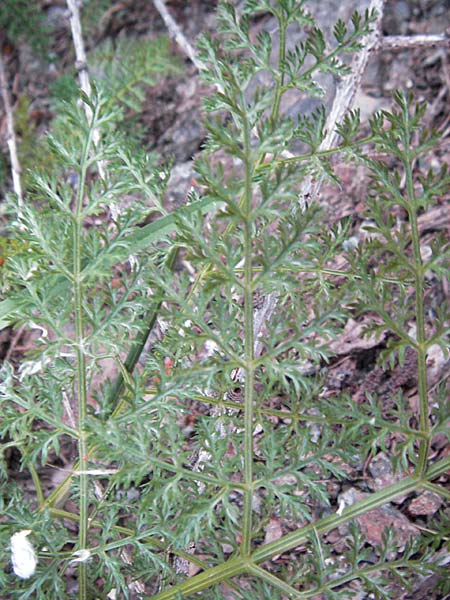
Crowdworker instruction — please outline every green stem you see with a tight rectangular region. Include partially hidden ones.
[228,10,290,558]
[248,564,305,598]
[426,455,450,480]
[295,558,443,598]
[241,94,255,558]
[270,9,286,125]
[255,264,413,286]
[256,135,374,172]
[403,128,430,476]
[106,247,179,413]
[421,481,450,501]
[185,11,289,304]
[72,100,98,600]
[43,249,179,511]
[48,508,211,571]
[252,473,421,563]
[143,456,450,599]
[29,464,45,508]
[148,456,246,490]
[150,557,247,600]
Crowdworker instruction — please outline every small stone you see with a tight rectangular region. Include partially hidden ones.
[407,491,443,516]
[337,487,417,551]
[368,452,410,504]
[358,503,417,551]
[264,516,283,545]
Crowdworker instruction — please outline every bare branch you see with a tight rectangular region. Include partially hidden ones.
[66,0,106,179]
[318,0,385,156]
[66,0,91,103]
[152,0,205,72]
[0,52,23,206]
[381,33,450,50]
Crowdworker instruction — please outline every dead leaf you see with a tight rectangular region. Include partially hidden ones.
[264,516,283,545]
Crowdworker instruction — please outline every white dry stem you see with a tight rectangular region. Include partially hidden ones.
[62,390,77,429]
[18,355,53,380]
[152,0,205,73]
[66,0,90,103]
[0,52,23,207]
[73,468,119,476]
[151,0,226,96]
[10,530,37,579]
[336,488,358,516]
[381,33,450,50]
[192,448,212,495]
[315,0,385,160]
[66,0,106,180]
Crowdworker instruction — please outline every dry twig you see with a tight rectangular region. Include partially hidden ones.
[317,0,385,158]
[152,0,205,72]
[66,0,106,180]
[381,33,450,50]
[0,52,23,206]
[152,0,230,97]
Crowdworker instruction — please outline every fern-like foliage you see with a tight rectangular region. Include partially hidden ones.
[0,2,449,599]
[16,35,181,189]
[89,36,182,113]
[0,0,49,56]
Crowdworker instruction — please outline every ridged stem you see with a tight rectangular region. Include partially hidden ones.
[241,96,255,558]
[270,9,286,124]
[400,102,430,476]
[148,456,450,599]
[72,100,98,600]
[405,156,430,475]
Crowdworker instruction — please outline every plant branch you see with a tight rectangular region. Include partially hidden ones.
[380,33,450,50]
[254,0,385,359]
[404,124,431,475]
[0,50,23,206]
[66,0,105,180]
[248,564,306,598]
[151,0,205,72]
[71,95,100,600]
[241,94,256,559]
[147,456,450,599]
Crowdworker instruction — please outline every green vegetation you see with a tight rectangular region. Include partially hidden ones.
[0,1,448,598]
